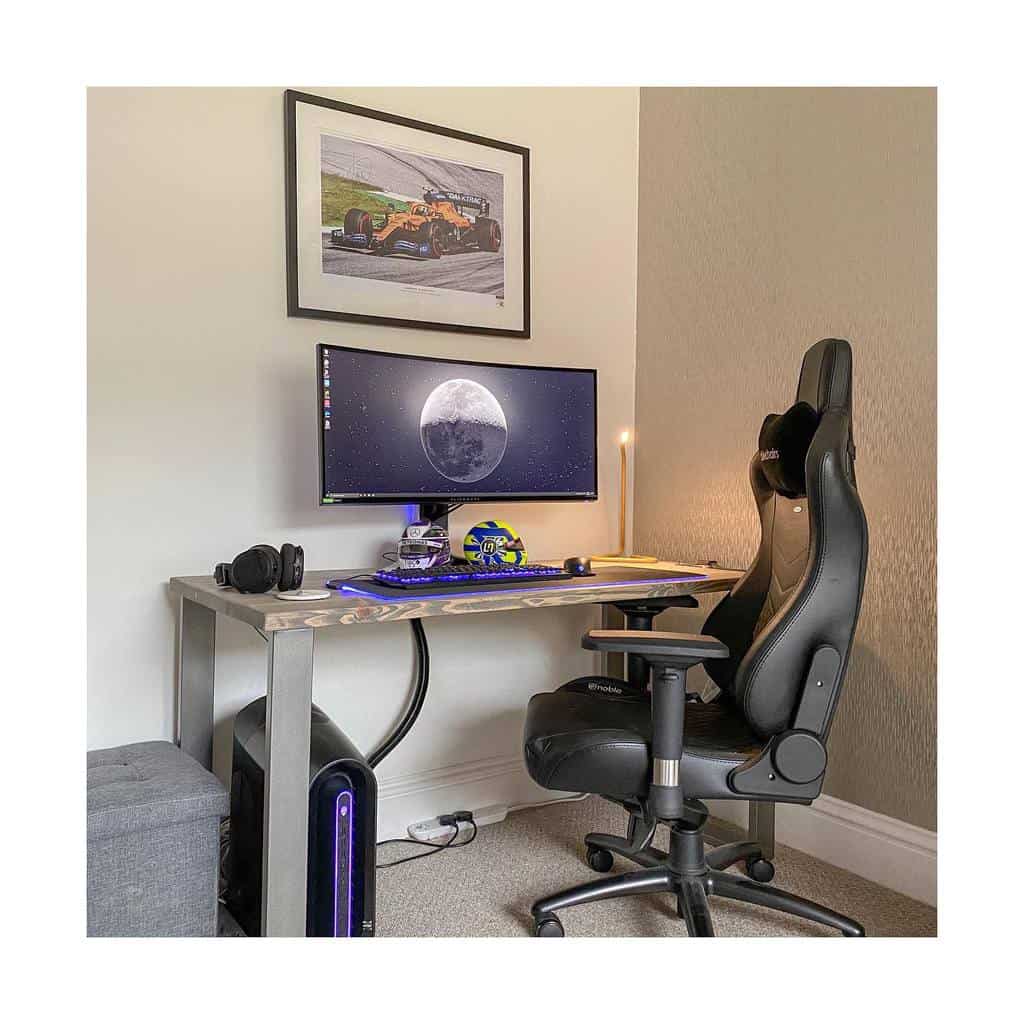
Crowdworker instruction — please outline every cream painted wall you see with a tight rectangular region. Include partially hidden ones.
[633,88,936,830]
[87,88,640,834]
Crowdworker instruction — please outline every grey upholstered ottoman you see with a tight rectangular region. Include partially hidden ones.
[87,740,228,937]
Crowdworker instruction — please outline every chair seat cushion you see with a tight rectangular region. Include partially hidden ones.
[523,678,762,800]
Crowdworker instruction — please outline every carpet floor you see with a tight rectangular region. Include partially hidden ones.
[374,796,937,937]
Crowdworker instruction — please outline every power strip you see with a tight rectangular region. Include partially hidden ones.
[408,803,509,842]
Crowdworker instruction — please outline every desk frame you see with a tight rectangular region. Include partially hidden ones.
[171,564,768,936]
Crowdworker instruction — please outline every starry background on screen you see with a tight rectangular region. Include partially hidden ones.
[322,347,596,497]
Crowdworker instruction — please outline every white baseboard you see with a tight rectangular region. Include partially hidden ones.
[707,795,937,907]
[375,754,551,841]
[377,757,937,908]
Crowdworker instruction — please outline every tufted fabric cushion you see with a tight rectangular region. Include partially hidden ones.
[87,740,228,841]
[87,741,228,936]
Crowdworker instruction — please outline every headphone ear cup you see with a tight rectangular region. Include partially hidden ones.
[278,543,303,590]
[279,543,296,591]
[230,546,277,593]
[254,545,282,590]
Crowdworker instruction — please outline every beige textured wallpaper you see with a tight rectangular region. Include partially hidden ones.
[634,88,936,830]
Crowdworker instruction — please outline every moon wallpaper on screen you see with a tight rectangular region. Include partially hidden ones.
[321,347,596,499]
[419,379,508,482]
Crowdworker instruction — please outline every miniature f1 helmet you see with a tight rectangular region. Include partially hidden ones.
[397,519,451,569]
[463,520,528,566]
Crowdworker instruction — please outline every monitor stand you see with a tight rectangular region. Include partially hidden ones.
[419,503,471,564]
[419,502,454,529]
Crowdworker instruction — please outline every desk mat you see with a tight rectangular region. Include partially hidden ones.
[327,565,707,602]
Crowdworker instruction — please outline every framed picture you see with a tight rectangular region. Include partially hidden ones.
[285,90,530,338]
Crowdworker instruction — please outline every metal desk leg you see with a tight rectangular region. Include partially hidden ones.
[261,628,314,937]
[600,604,624,679]
[176,596,216,770]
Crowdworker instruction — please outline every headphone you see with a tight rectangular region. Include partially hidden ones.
[214,544,304,594]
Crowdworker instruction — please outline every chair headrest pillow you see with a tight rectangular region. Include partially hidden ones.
[757,401,820,498]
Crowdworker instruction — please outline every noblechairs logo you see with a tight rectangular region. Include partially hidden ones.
[759,448,780,461]
[588,681,625,695]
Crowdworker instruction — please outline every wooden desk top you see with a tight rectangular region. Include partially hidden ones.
[168,562,742,633]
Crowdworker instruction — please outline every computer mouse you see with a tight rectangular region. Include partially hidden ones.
[563,556,592,576]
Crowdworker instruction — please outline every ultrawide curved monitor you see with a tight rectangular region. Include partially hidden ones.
[318,344,597,505]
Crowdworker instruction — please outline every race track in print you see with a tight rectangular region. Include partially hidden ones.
[320,237,504,295]
[321,134,505,297]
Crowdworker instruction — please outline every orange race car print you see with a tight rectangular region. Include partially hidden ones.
[330,188,502,260]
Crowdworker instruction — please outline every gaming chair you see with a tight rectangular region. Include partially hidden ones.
[522,338,868,936]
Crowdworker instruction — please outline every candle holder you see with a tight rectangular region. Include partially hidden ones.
[593,431,657,564]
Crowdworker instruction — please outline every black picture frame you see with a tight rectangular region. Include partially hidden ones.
[285,90,531,338]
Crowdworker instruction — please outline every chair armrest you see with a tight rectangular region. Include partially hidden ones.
[582,630,729,820]
[582,629,729,661]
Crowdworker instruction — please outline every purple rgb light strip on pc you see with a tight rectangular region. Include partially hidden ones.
[334,789,354,938]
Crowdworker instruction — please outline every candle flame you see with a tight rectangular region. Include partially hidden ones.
[619,430,631,445]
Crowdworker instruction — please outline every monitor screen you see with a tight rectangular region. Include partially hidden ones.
[319,345,598,504]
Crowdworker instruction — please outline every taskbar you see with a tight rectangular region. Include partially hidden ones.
[323,492,596,503]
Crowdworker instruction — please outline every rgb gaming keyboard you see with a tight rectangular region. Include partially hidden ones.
[372,562,575,589]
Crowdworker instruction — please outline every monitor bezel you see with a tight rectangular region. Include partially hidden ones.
[317,343,599,507]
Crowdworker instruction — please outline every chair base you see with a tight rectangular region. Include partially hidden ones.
[531,815,864,938]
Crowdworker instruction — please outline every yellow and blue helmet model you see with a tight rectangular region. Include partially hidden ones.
[463,520,528,566]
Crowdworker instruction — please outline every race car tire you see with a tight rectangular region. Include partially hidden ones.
[344,208,374,241]
[476,217,501,252]
[419,221,444,259]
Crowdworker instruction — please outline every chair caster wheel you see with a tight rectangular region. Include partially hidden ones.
[585,845,614,873]
[534,914,565,937]
[744,857,775,883]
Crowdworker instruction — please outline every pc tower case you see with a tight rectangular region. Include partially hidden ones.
[226,697,376,936]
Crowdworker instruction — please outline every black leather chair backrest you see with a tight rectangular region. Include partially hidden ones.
[703,339,868,738]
